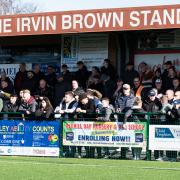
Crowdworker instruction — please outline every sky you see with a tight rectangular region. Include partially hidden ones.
[24,0,180,12]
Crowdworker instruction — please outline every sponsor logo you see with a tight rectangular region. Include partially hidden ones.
[33,149,46,155]
[66,132,74,141]
[135,133,143,142]
[155,128,174,138]
[48,134,58,144]
[7,149,12,153]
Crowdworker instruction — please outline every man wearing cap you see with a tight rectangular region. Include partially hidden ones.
[115,83,135,159]
[143,89,162,114]
[115,84,135,123]
[154,79,165,96]
[143,89,162,160]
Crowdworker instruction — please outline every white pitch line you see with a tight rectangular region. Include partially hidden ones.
[0,160,180,171]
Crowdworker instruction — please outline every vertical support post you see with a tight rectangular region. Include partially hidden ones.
[146,112,151,161]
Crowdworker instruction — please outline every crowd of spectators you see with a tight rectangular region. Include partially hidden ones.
[0,59,179,160]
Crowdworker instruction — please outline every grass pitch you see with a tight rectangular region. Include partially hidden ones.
[0,156,179,180]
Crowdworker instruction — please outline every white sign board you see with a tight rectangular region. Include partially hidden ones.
[134,53,180,71]
[149,125,180,151]
[61,34,108,72]
[0,64,32,81]
[79,34,108,71]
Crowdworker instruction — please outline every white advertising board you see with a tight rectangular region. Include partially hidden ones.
[149,125,180,151]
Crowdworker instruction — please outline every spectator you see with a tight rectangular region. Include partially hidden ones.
[45,65,57,87]
[35,97,53,119]
[0,80,14,94]
[174,90,180,100]
[33,64,45,88]
[115,83,135,159]
[35,79,54,106]
[154,79,165,97]
[14,63,27,94]
[87,66,101,88]
[0,72,13,90]
[165,89,174,105]
[164,67,177,91]
[162,61,173,87]
[22,71,36,95]
[54,76,71,107]
[87,75,104,95]
[96,97,115,159]
[75,61,89,89]
[19,89,38,115]
[54,91,78,157]
[76,93,96,117]
[97,97,114,122]
[115,84,135,124]
[60,64,73,82]
[123,62,139,87]
[143,89,162,114]
[72,80,85,100]
[165,90,180,161]
[172,78,180,92]
[54,91,78,119]
[131,97,145,160]
[143,89,162,161]
[132,77,145,98]
[76,93,96,158]
[113,79,123,101]
[86,89,102,109]
[152,68,162,87]
[101,59,117,80]
[3,94,19,112]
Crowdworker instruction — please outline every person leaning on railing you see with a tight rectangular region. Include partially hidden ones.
[131,96,145,160]
[54,91,78,158]
[76,93,96,158]
[114,83,135,159]
[35,97,54,120]
[3,94,20,113]
[18,89,38,116]
[96,97,115,159]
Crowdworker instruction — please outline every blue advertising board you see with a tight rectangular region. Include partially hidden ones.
[0,120,60,156]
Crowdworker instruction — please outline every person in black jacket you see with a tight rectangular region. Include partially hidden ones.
[123,62,139,87]
[35,97,54,120]
[76,93,96,158]
[143,89,163,161]
[45,65,57,88]
[3,94,19,113]
[22,71,37,95]
[101,58,117,80]
[33,64,45,89]
[75,61,90,89]
[143,89,162,115]
[35,79,54,106]
[72,80,85,101]
[131,97,146,160]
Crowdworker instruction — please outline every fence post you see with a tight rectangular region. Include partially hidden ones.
[146,112,151,161]
[59,118,63,158]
